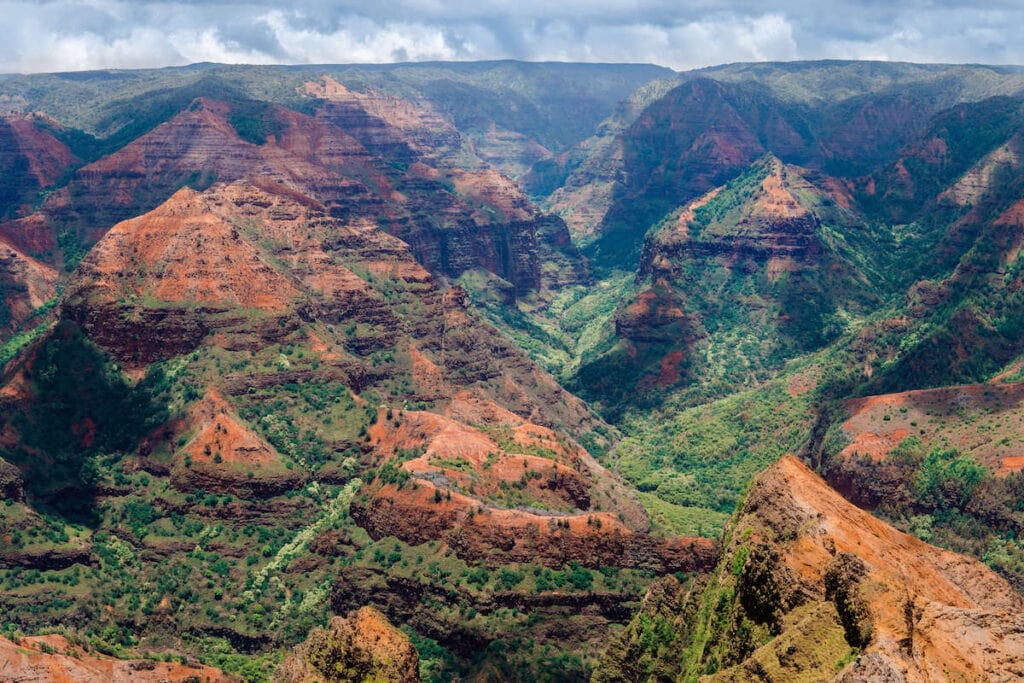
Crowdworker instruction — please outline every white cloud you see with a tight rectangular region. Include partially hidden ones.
[0,1,1020,73]
[261,11,458,63]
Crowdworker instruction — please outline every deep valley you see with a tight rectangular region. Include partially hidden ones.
[2,58,1024,681]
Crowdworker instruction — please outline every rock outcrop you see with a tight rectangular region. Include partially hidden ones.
[274,606,420,683]
[170,391,307,498]
[595,455,1024,682]
[302,76,467,167]
[573,155,877,409]
[1,91,587,303]
[0,455,23,501]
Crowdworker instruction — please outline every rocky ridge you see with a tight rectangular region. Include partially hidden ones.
[595,455,1024,682]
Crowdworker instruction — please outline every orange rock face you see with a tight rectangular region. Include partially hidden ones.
[0,91,584,304]
[0,114,78,218]
[301,76,465,165]
[0,634,236,682]
[740,456,1024,681]
[276,606,420,683]
[70,186,302,310]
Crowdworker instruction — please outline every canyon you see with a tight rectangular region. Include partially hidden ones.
[2,59,1024,681]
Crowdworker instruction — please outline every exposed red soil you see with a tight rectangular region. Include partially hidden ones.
[1,114,77,187]
[183,391,278,467]
[839,381,1024,472]
[995,198,1024,228]
[0,236,58,331]
[448,168,535,222]
[351,479,717,573]
[170,390,305,498]
[0,212,57,256]
[656,350,686,388]
[368,407,590,511]
[70,186,301,310]
[667,187,721,242]
[749,159,808,220]
[355,403,713,571]
[300,76,462,163]
[0,634,235,682]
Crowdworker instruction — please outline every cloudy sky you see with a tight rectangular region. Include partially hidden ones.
[2,1,1023,74]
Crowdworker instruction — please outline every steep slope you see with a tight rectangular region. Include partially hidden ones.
[856,95,1024,228]
[0,91,587,302]
[0,237,58,337]
[0,114,77,220]
[351,397,716,573]
[301,76,471,167]
[530,76,682,242]
[836,381,1024,475]
[536,63,1024,279]
[0,62,671,165]
[595,455,1024,682]
[586,78,816,268]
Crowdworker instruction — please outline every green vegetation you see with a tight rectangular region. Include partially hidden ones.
[616,381,813,520]
[0,322,49,370]
[8,58,1024,683]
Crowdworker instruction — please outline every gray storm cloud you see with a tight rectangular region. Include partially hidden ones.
[1,0,1022,73]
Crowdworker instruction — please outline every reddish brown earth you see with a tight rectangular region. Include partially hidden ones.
[468,122,552,179]
[0,87,585,311]
[0,115,77,187]
[817,94,936,175]
[0,236,58,334]
[58,178,599,437]
[0,634,235,682]
[719,456,1024,681]
[367,405,594,512]
[0,114,78,222]
[838,381,1024,474]
[43,99,265,243]
[641,157,825,279]
[302,76,466,165]
[614,281,703,362]
[939,136,1022,208]
[70,186,302,310]
[581,154,874,401]
[351,402,717,573]
[43,174,610,552]
[0,212,57,256]
[170,390,306,498]
[352,479,717,573]
[0,91,584,300]
[584,78,816,255]
[534,74,681,238]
